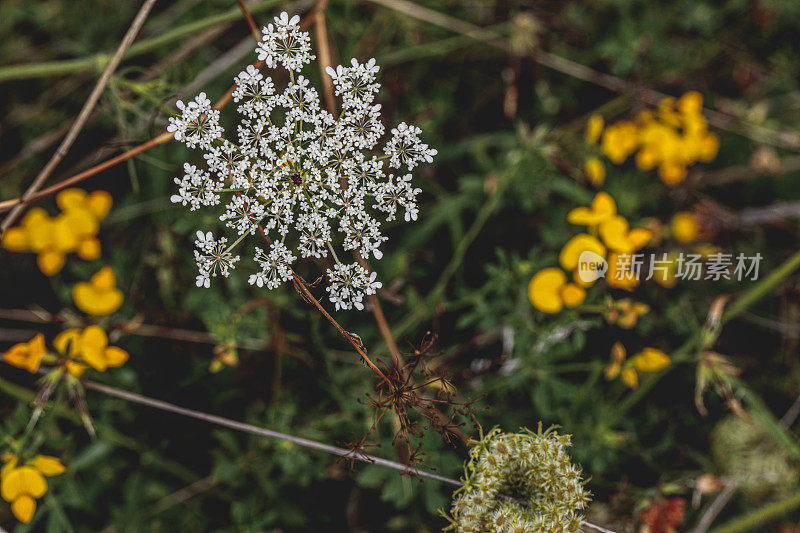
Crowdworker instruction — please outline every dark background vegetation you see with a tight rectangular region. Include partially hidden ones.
[2,0,800,531]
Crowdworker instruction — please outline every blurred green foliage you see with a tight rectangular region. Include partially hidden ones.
[2,0,800,531]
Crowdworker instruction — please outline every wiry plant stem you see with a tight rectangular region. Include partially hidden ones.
[1,0,160,235]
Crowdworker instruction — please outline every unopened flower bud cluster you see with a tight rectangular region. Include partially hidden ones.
[446,426,590,532]
[168,12,437,310]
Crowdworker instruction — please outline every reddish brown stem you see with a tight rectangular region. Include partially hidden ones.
[256,227,394,390]
[236,0,262,42]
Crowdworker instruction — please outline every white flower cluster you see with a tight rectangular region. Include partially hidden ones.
[447,426,590,533]
[168,12,436,310]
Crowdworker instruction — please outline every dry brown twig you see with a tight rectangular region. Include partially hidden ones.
[0,0,160,235]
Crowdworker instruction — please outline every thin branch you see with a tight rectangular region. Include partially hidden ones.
[0,0,286,83]
[0,308,269,351]
[236,0,263,41]
[0,6,317,216]
[81,378,452,483]
[0,132,174,213]
[312,1,337,115]
[691,481,738,533]
[70,377,612,532]
[1,0,160,235]
[256,228,394,389]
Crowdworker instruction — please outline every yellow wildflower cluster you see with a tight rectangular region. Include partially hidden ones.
[605,342,670,388]
[1,454,65,523]
[3,325,128,377]
[585,92,719,186]
[1,189,112,275]
[528,192,653,313]
[604,298,649,329]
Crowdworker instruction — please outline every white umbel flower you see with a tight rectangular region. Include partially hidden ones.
[167,93,223,149]
[193,231,240,288]
[326,263,382,311]
[170,11,435,309]
[249,241,296,289]
[256,12,315,72]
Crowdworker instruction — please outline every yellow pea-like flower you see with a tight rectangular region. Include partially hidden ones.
[559,233,606,271]
[1,466,46,523]
[560,283,586,308]
[529,268,567,314]
[631,347,671,372]
[28,456,66,477]
[601,121,639,164]
[1,227,29,251]
[677,91,703,116]
[73,267,124,316]
[620,367,639,388]
[54,328,87,376]
[585,114,604,144]
[606,252,640,291]
[599,215,652,254]
[584,157,606,187]
[1,455,65,523]
[54,325,128,373]
[658,161,688,186]
[77,237,102,260]
[671,212,699,243]
[3,334,46,373]
[567,191,617,227]
[3,190,112,276]
[528,268,586,314]
[57,189,112,221]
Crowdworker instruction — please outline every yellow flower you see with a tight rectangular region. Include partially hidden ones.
[606,252,640,291]
[2,190,112,276]
[54,326,128,373]
[53,329,87,376]
[3,334,46,373]
[567,191,616,227]
[57,189,113,221]
[698,132,719,162]
[559,233,606,271]
[0,454,64,523]
[605,299,649,329]
[652,253,679,289]
[601,121,639,164]
[0,226,29,252]
[677,91,703,116]
[599,215,652,254]
[73,267,124,316]
[604,341,626,380]
[77,238,102,260]
[658,161,688,186]
[560,283,586,307]
[528,268,585,314]
[620,367,639,387]
[1,208,80,276]
[600,92,718,185]
[24,210,79,276]
[631,347,671,372]
[585,114,604,144]
[56,189,111,259]
[605,343,668,388]
[584,157,606,187]
[671,211,699,243]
